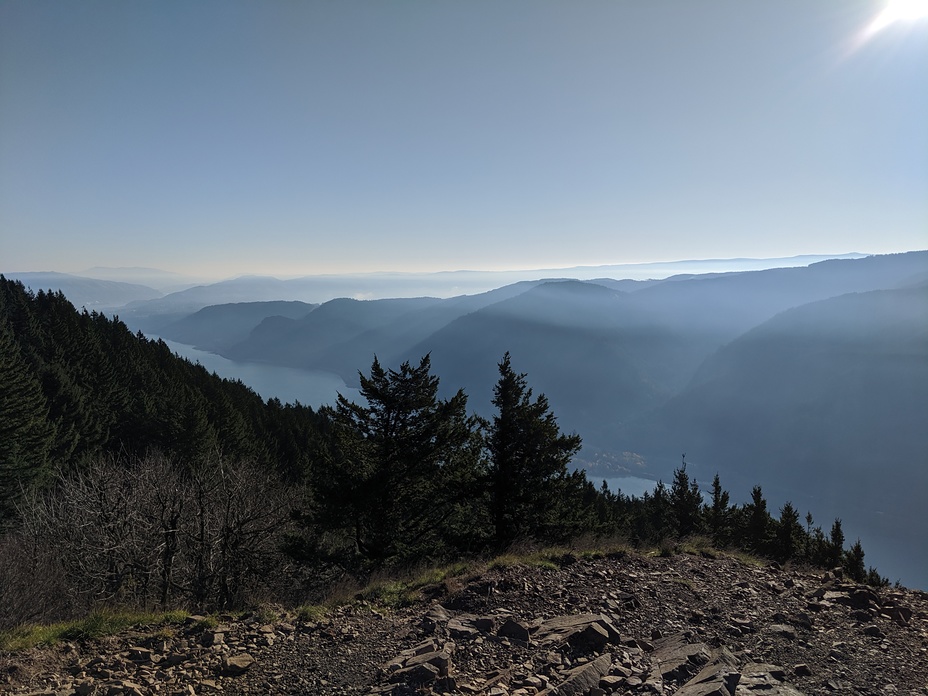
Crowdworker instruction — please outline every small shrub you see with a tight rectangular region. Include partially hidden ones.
[193,615,218,631]
[296,605,327,622]
[679,536,720,559]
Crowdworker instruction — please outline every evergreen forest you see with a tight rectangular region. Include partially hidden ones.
[0,276,886,630]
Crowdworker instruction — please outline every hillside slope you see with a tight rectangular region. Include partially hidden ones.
[3,552,926,694]
[623,283,928,586]
[156,301,317,352]
[5,272,162,309]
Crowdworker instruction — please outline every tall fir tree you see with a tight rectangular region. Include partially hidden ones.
[487,353,582,547]
[828,518,846,569]
[705,473,732,546]
[745,485,771,554]
[775,501,803,563]
[314,355,482,565]
[669,456,703,538]
[0,325,55,521]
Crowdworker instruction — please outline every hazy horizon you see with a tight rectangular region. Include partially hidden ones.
[5,250,881,283]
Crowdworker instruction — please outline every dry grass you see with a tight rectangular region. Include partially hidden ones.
[3,539,644,649]
[0,609,189,652]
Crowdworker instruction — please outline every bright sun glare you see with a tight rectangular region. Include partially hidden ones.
[844,0,928,57]
[866,0,928,35]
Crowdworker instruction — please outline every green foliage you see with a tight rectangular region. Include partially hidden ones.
[646,481,673,543]
[705,474,731,547]
[296,604,328,622]
[744,485,773,554]
[669,457,703,538]
[0,273,894,622]
[0,325,54,521]
[844,538,867,583]
[774,501,804,564]
[0,275,326,486]
[487,353,585,547]
[0,609,188,651]
[828,518,846,569]
[307,355,487,568]
[353,561,473,609]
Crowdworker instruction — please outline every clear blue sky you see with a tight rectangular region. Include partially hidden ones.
[1,1,926,278]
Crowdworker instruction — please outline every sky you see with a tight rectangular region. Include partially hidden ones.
[1,0,926,278]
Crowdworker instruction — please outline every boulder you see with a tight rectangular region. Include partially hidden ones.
[650,633,712,682]
[540,653,612,696]
[498,617,531,643]
[674,647,740,696]
[448,617,480,639]
[221,652,255,676]
[533,614,621,648]
[390,661,440,684]
[404,649,453,677]
[567,622,610,651]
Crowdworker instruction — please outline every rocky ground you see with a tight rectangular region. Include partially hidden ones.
[2,552,927,695]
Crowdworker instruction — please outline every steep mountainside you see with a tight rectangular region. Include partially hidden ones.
[622,283,928,586]
[156,301,317,352]
[225,297,443,369]
[626,251,928,342]
[224,282,551,378]
[401,281,702,444]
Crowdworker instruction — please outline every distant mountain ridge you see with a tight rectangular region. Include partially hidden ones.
[3,272,163,308]
[143,250,928,586]
[4,253,867,326]
[74,266,208,292]
[156,301,318,353]
[7,252,926,584]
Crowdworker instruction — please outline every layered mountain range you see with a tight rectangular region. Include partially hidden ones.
[6,251,926,587]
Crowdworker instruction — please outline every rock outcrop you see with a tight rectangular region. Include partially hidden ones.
[2,553,927,695]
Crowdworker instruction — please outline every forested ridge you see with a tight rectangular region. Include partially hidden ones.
[0,276,886,631]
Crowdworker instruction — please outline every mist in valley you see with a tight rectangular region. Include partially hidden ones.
[26,251,923,587]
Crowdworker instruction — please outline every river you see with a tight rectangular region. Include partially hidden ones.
[153,337,362,408]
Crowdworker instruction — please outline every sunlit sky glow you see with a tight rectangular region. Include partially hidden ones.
[1,1,926,278]
[849,0,928,54]
[868,0,928,33]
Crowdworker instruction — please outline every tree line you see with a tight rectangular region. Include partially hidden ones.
[0,276,885,630]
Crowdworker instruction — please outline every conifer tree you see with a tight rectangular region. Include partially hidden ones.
[705,473,732,546]
[316,355,482,565]
[745,485,771,554]
[828,518,846,569]
[669,456,703,538]
[775,501,803,563]
[647,481,673,543]
[0,325,55,521]
[844,538,866,583]
[487,352,582,547]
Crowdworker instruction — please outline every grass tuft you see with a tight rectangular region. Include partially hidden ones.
[355,561,474,609]
[193,615,218,631]
[678,536,721,559]
[0,609,189,651]
[725,549,767,568]
[295,604,327,622]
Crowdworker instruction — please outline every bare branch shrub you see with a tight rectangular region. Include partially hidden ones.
[184,454,303,609]
[0,530,73,631]
[4,453,302,624]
